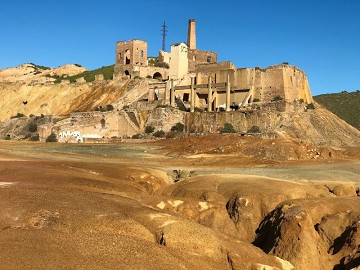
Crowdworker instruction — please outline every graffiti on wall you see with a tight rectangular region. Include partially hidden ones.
[59,131,83,143]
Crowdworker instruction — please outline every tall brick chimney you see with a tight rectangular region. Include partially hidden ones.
[187,19,196,50]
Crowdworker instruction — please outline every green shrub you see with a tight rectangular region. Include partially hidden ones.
[11,112,25,119]
[253,98,260,102]
[247,125,261,133]
[45,132,57,142]
[153,130,165,138]
[306,103,315,110]
[145,125,155,134]
[170,122,184,132]
[175,98,187,112]
[220,123,236,134]
[272,95,283,101]
[28,122,38,132]
[106,104,114,111]
[132,134,142,139]
[4,134,11,140]
[29,134,40,141]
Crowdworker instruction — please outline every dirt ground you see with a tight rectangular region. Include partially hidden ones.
[0,136,359,270]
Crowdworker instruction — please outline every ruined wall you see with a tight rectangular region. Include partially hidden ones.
[187,110,284,134]
[145,108,185,132]
[193,65,313,104]
[39,111,139,142]
[114,40,148,77]
[188,49,217,72]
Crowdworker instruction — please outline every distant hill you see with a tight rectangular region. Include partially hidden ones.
[314,91,360,130]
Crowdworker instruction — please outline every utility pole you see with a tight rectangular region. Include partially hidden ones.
[161,21,168,51]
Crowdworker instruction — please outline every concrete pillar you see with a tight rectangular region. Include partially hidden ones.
[170,79,175,106]
[226,74,231,111]
[207,76,212,112]
[187,19,196,50]
[190,77,195,112]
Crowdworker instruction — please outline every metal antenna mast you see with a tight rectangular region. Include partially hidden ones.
[161,21,168,51]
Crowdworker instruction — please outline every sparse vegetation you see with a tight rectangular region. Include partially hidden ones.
[247,125,261,133]
[314,90,360,130]
[132,134,142,139]
[306,103,316,110]
[253,98,260,102]
[145,125,155,134]
[153,130,165,138]
[51,65,114,83]
[170,122,184,132]
[11,113,26,119]
[106,104,114,111]
[272,95,283,101]
[175,98,187,112]
[220,123,236,134]
[4,134,11,140]
[45,132,57,142]
[148,58,169,69]
[28,122,38,132]
[29,134,40,141]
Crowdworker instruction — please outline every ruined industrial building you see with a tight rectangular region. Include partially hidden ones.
[34,19,314,143]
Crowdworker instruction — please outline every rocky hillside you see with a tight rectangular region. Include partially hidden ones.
[0,63,87,84]
[314,90,360,130]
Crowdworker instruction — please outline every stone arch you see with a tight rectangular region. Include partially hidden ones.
[153,72,162,80]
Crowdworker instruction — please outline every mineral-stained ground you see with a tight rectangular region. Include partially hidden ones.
[0,135,359,270]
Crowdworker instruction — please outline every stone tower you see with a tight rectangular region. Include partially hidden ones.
[114,40,148,78]
[187,19,196,50]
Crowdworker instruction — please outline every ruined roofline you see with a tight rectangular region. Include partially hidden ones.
[236,64,307,75]
[116,39,147,44]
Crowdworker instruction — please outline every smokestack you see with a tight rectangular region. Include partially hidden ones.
[187,19,196,50]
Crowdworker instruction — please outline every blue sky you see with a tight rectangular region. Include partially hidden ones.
[1,0,359,95]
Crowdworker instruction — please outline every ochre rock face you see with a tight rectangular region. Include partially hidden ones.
[0,80,128,122]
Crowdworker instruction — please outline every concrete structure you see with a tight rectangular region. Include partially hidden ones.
[169,43,189,80]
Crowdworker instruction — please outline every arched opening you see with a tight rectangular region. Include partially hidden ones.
[124,70,130,76]
[153,72,162,80]
[140,50,144,57]
[125,49,131,64]
[100,118,106,128]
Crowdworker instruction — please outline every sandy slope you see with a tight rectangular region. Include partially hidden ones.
[0,139,359,270]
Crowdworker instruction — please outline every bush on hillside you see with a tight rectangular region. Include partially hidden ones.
[220,123,236,134]
[153,130,165,138]
[170,122,184,132]
[145,125,155,134]
[247,125,261,133]
[28,122,38,132]
[45,132,57,142]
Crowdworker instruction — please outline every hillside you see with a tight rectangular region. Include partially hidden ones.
[314,90,360,130]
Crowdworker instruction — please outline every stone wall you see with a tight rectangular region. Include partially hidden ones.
[188,49,217,72]
[186,110,284,134]
[145,108,186,132]
[39,111,140,142]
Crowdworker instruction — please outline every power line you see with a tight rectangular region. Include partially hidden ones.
[161,21,168,51]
